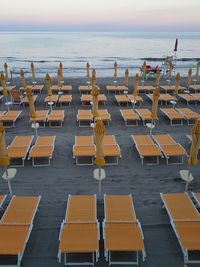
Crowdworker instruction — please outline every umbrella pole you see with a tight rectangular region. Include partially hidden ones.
[98,167,101,197]
[185,168,191,192]
[5,167,13,197]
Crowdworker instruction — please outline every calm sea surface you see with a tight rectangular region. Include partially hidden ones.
[0,32,199,77]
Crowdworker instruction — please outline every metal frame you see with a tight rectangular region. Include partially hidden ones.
[0,194,7,209]
[192,192,200,208]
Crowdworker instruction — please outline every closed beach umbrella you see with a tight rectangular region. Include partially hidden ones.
[25,87,36,119]
[45,73,52,96]
[59,62,63,78]
[0,74,8,97]
[141,61,146,78]
[4,63,8,79]
[151,87,160,121]
[0,123,10,167]
[124,68,129,88]
[92,86,100,118]
[86,62,90,80]
[187,68,192,88]
[133,73,139,98]
[31,63,35,79]
[196,61,200,77]
[174,38,178,52]
[188,119,200,166]
[168,62,173,78]
[174,72,181,96]
[155,68,160,87]
[20,69,27,89]
[94,119,105,168]
[92,69,96,88]
[114,62,117,79]
[57,68,62,87]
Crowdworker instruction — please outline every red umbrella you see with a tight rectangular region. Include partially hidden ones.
[174,38,178,52]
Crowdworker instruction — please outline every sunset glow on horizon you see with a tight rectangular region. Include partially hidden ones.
[0,0,200,31]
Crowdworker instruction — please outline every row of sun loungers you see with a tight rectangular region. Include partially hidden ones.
[58,194,145,266]
[132,134,187,165]
[178,93,200,105]
[0,195,41,267]
[73,135,121,165]
[29,110,65,127]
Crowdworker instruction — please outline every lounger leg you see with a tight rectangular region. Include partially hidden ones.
[64,253,67,266]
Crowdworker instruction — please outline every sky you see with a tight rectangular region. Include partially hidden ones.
[0,0,199,32]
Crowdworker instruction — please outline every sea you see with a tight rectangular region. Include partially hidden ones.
[0,31,199,78]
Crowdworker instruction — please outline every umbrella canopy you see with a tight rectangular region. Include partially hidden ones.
[114,62,117,79]
[141,61,146,78]
[174,38,178,52]
[59,62,63,78]
[174,72,181,96]
[92,69,96,88]
[86,62,90,80]
[20,69,27,89]
[4,63,8,79]
[133,73,139,97]
[0,123,10,167]
[45,73,52,96]
[188,119,200,166]
[25,87,36,119]
[151,87,160,120]
[187,68,192,88]
[196,61,200,77]
[94,119,105,168]
[124,68,129,88]
[155,68,160,87]
[31,62,35,79]
[57,68,62,87]
[0,73,8,97]
[92,86,100,118]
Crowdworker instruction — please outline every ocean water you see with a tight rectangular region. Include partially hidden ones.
[0,32,199,78]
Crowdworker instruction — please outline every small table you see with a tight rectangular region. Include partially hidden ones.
[180,170,194,191]
[170,100,177,109]
[31,122,39,137]
[146,122,155,135]
[2,168,17,196]
[48,101,54,111]
[131,99,137,109]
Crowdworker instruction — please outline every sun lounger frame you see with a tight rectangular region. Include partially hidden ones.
[0,111,22,128]
[47,110,65,128]
[120,109,139,126]
[73,136,95,165]
[0,195,6,209]
[192,192,200,208]
[160,108,184,126]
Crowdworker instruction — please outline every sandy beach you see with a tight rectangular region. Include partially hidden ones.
[0,75,200,267]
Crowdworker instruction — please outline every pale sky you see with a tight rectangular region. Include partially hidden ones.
[0,0,199,31]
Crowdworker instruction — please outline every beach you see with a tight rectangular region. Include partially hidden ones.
[0,75,200,266]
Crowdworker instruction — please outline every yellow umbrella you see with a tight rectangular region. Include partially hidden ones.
[0,73,8,97]
[196,61,200,77]
[20,69,27,89]
[92,86,100,119]
[188,119,200,166]
[0,123,10,167]
[133,73,139,98]
[4,63,8,79]
[31,62,35,79]
[174,72,181,96]
[141,61,146,78]
[94,119,105,168]
[151,87,160,121]
[187,68,192,88]
[92,69,96,88]
[45,73,52,96]
[124,68,129,88]
[114,62,117,79]
[86,62,90,80]
[155,68,160,87]
[25,87,36,119]
[59,62,63,78]
[168,62,173,78]
[57,68,62,87]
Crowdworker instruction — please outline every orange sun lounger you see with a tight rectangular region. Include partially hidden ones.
[0,195,41,267]
[0,110,22,128]
[28,136,56,166]
[135,109,155,125]
[73,136,96,165]
[79,85,93,94]
[120,109,140,126]
[58,195,99,266]
[160,108,185,126]
[44,95,59,106]
[152,134,187,164]
[29,110,49,127]
[81,94,107,106]
[7,135,34,167]
[106,85,128,94]
[103,195,146,265]
[51,85,72,93]
[160,85,186,93]
[47,110,65,127]
[103,135,121,165]
[115,95,143,106]
[160,193,200,264]
[137,85,155,93]
[178,93,198,105]
[0,195,6,209]
[146,93,177,105]
[58,95,72,106]
[132,135,163,165]
[97,109,111,126]
[77,109,93,127]
[176,108,200,125]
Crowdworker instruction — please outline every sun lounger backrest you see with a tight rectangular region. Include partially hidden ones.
[153,134,176,145]
[75,136,94,146]
[10,136,33,147]
[161,193,200,221]
[35,136,55,147]
[65,195,96,223]
[104,195,136,223]
[132,135,154,145]
[0,196,41,225]
[103,135,116,145]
